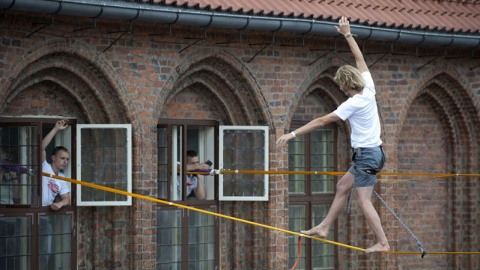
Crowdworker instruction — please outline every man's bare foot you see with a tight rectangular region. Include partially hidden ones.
[300,225,329,238]
[365,242,390,253]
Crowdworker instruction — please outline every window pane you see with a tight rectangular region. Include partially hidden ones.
[312,205,334,269]
[288,126,336,269]
[0,216,31,269]
[288,205,306,269]
[79,126,131,203]
[157,209,182,269]
[39,215,72,270]
[221,128,267,199]
[311,130,335,194]
[288,135,306,194]
[157,128,168,199]
[187,208,215,270]
[0,126,39,205]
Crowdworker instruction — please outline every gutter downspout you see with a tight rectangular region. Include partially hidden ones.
[2,0,480,48]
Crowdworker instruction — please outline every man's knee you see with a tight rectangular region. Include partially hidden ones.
[355,190,374,209]
[356,197,370,209]
[336,173,354,194]
[336,182,349,195]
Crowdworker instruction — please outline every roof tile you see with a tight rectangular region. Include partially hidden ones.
[153,0,480,33]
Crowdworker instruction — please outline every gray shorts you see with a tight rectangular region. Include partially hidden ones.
[348,146,386,187]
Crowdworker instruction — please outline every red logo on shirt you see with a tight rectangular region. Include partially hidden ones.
[48,179,59,194]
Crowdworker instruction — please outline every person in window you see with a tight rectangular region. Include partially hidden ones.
[40,120,72,270]
[42,119,70,210]
[177,150,209,200]
[277,16,389,253]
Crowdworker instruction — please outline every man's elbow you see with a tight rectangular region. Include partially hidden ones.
[312,118,325,128]
[196,190,206,200]
[324,113,341,125]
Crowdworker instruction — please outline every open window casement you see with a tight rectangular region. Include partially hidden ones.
[170,125,216,201]
[76,124,132,206]
[219,126,269,201]
[170,125,182,201]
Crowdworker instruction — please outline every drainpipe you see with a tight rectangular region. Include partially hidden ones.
[2,0,480,48]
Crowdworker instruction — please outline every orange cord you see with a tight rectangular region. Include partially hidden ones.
[42,172,480,258]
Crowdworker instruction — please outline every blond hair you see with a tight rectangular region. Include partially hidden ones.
[333,65,365,91]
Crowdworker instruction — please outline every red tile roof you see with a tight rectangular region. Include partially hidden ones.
[150,0,480,33]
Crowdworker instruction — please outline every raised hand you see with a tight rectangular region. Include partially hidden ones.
[55,119,69,131]
[335,16,351,36]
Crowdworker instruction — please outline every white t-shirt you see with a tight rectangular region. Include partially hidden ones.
[334,72,382,149]
[176,174,199,198]
[176,162,199,198]
[42,160,70,206]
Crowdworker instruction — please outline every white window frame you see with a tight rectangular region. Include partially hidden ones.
[199,126,215,200]
[76,124,132,206]
[219,126,269,201]
[171,125,181,201]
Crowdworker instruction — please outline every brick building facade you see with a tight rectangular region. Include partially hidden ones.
[1,8,479,270]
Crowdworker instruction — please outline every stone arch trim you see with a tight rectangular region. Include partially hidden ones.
[1,38,136,124]
[157,48,273,128]
[285,56,348,131]
[418,90,456,170]
[396,67,480,173]
[301,76,350,132]
[4,65,109,122]
[398,66,476,133]
[163,73,236,124]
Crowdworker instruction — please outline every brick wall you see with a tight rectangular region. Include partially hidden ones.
[392,95,450,269]
[1,11,479,270]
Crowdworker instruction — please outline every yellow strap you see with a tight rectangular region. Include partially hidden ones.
[41,172,480,256]
[42,172,363,251]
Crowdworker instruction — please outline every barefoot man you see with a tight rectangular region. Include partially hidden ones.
[276,16,389,253]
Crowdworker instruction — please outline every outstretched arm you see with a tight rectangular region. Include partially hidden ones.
[42,120,68,163]
[276,112,341,146]
[335,16,368,73]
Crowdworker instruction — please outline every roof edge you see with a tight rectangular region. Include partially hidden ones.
[2,0,480,48]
